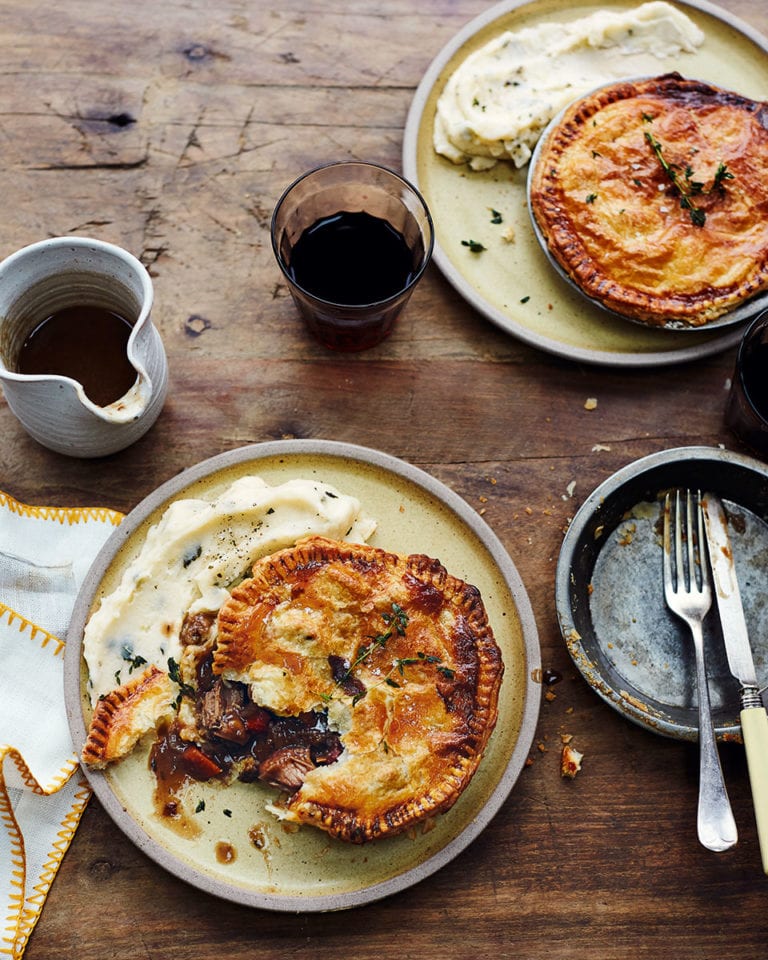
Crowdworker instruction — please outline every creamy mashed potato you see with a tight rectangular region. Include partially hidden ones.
[433,1,704,170]
[83,475,376,703]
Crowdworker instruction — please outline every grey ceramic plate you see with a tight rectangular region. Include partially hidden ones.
[65,439,540,911]
[555,446,768,741]
[526,86,768,333]
[403,0,768,366]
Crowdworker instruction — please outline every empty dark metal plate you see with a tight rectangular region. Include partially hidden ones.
[555,446,768,741]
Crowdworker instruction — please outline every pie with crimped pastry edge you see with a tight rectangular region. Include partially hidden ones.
[529,74,768,327]
[214,535,504,843]
[80,535,504,845]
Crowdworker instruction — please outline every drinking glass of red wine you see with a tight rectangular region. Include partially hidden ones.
[725,309,768,459]
[271,161,434,351]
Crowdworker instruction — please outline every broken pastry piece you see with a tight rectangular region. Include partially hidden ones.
[82,665,175,768]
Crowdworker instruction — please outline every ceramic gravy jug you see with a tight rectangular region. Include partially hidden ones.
[0,237,168,457]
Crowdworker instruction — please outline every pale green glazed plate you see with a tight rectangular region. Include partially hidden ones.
[403,0,768,366]
[65,440,540,911]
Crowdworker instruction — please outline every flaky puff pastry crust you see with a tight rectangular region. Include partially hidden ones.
[81,665,174,768]
[529,74,768,327]
[215,536,504,843]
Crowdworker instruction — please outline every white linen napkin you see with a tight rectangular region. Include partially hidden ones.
[0,491,122,959]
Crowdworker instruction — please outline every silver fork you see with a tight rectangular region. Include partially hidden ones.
[663,489,738,852]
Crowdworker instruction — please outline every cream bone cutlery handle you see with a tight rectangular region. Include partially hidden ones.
[739,687,768,874]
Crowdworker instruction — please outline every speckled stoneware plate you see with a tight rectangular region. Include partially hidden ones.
[65,439,540,911]
[555,446,768,741]
[402,0,768,366]
[526,85,768,333]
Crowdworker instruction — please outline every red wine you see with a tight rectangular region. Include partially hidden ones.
[742,342,768,418]
[288,210,417,305]
[17,304,137,406]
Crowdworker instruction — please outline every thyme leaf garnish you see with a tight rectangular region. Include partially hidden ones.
[642,123,734,228]
[331,608,458,706]
[342,603,408,679]
[121,645,147,674]
[167,656,195,699]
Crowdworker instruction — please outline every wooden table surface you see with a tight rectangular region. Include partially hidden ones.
[3,0,767,956]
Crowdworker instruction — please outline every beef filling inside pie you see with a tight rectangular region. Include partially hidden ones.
[529,73,768,327]
[82,536,504,844]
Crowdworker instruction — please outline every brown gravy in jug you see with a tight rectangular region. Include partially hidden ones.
[17,305,137,406]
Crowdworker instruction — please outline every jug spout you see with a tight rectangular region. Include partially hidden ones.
[91,373,153,424]
[86,313,166,425]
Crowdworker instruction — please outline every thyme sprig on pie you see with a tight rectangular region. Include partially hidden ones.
[529,74,768,327]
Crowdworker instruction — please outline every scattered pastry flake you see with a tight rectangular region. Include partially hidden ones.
[620,690,649,713]
[584,398,598,411]
[561,743,584,779]
[544,690,557,702]
[592,443,611,452]
[617,521,637,546]
[502,225,516,243]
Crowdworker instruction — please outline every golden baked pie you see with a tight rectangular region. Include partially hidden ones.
[214,536,503,842]
[81,536,504,845]
[529,74,768,327]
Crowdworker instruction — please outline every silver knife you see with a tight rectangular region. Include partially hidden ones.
[703,492,768,873]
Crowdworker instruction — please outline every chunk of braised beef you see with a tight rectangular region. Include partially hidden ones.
[180,611,216,647]
[310,733,343,766]
[237,756,261,784]
[196,650,215,693]
[198,678,250,744]
[327,654,366,699]
[267,715,314,751]
[258,745,315,791]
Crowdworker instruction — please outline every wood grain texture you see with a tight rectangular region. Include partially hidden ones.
[1,0,767,957]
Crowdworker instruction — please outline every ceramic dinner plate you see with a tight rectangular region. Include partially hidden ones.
[64,439,540,911]
[555,446,768,741]
[402,0,768,366]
